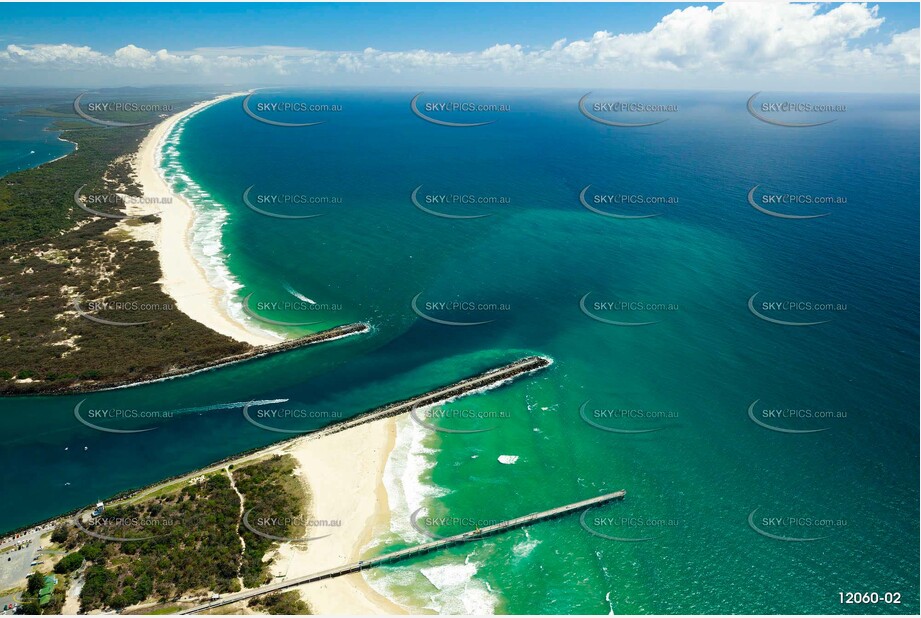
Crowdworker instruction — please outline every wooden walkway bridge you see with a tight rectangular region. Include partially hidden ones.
[179,489,625,614]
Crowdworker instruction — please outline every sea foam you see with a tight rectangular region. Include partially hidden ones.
[158,111,278,343]
[367,415,501,613]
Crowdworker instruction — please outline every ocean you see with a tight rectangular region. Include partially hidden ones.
[0,89,917,614]
[0,105,74,177]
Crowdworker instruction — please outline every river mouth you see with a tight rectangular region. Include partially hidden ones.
[1,86,918,614]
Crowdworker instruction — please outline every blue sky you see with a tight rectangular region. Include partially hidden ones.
[0,3,918,91]
[2,3,917,51]
[3,3,722,51]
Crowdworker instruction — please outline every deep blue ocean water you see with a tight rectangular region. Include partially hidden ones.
[0,105,73,177]
[0,89,917,613]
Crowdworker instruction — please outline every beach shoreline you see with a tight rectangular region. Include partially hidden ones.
[128,92,281,347]
[2,355,553,612]
[277,417,409,615]
[128,94,402,614]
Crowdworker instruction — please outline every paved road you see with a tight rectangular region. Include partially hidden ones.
[0,529,43,590]
[0,592,21,614]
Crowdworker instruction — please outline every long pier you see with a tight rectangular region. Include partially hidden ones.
[179,489,625,614]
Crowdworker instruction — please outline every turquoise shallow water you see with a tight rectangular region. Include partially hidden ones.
[0,90,917,614]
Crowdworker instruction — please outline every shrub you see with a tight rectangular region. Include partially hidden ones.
[53,552,84,574]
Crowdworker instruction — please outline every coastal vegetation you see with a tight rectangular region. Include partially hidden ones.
[18,571,64,615]
[51,552,83,574]
[0,100,249,394]
[52,472,244,611]
[248,591,312,614]
[37,456,305,613]
[232,455,308,588]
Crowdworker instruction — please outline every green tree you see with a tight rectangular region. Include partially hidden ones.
[26,572,44,595]
[50,526,69,544]
[53,551,84,574]
[135,573,153,599]
[80,542,103,562]
[80,565,115,612]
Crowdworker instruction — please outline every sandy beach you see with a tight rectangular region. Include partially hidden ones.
[127,92,280,346]
[124,94,402,614]
[272,417,408,614]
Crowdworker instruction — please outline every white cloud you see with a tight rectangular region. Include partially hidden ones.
[0,3,916,91]
[4,43,107,67]
[876,28,921,67]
